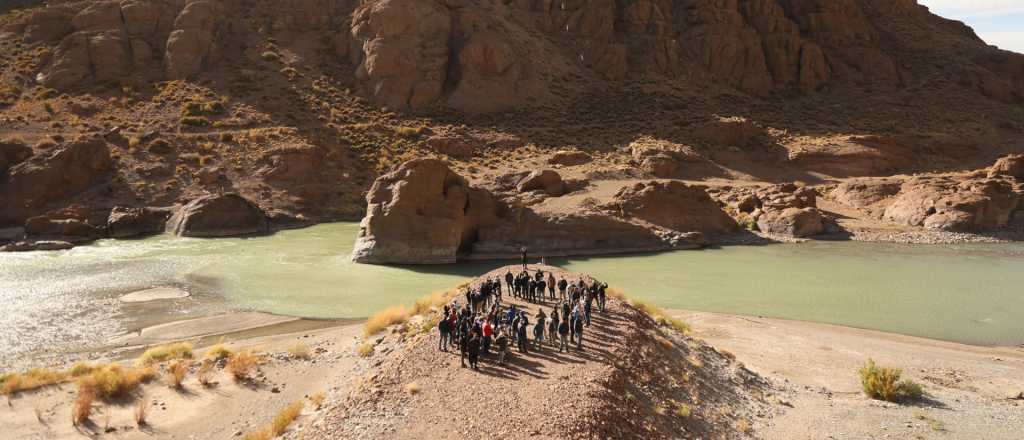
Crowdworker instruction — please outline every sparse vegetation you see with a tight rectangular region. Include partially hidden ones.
[1,368,66,395]
[166,360,189,389]
[364,289,458,337]
[197,359,216,387]
[243,400,304,439]
[356,343,375,357]
[737,418,751,433]
[288,343,311,360]
[72,380,96,426]
[137,342,194,365]
[135,396,149,426]
[79,364,156,399]
[859,359,924,402]
[180,115,211,126]
[914,411,945,432]
[674,402,692,418]
[630,299,690,334]
[309,392,325,409]
[227,350,259,381]
[404,382,421,395]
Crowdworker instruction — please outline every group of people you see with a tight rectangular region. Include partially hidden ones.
[437,267,609,371]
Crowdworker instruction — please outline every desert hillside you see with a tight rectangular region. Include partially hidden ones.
[1,0,1023,252]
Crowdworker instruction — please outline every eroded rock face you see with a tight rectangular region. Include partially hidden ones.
[988,154,1024,179]
[548,150,591,167]
[168,193,269,237]
[757,207,825,237]
[0,138,111,226]
[352,159,486,264]
[831,178,903,209]
[629,138,704,178]
[883,177,1021,232]
[107,206,175,239]
[0,138,33,176]
[602,181,737,235]
[351,0,451,110]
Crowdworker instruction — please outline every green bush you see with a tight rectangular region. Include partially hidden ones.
[859,359,923,402]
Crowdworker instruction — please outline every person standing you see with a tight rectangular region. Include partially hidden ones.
[533,309,547,350]
[517,312,529,353]
[482,318,493,355]
[460,326,471,367]
[574,314,585,351]
[521,246,528,271]
[438,306,451,351]
[598,282,608,312]
[505,270,513,297]
[495,330,509,365]
[558,278,568,301]
[548,308,560,347]
[468,332,481,370]
[558,318,570,353]
[547,272,556,299]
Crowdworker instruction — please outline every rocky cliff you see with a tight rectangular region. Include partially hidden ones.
[0,0,1022,252]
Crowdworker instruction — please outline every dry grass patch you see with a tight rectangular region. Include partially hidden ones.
[288,343,311,360]
[72,380,96,426]
[166,360,189,389]
[364,305,410,337]
[137,342,194,366]
[205,342,234,361]
[80,364,156,399]
[309,392,326,409]
[674,402,692,418]
[1,368,66,396]
[630,299,690,334]
[859,359,924,402]
[356,343,375,358]
[404,382,422,395]
[243,400,305,439]
[737,418,751,434]
[227,350,260,381]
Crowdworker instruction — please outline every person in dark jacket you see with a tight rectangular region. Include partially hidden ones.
[574,314,585,351]
[460,327,471,367]
[558,318,570,353]
[520,246,528,270]
[517,313,529,353]
[548,308,560,347]
[505,270,514,295]
[495,330,509,365]
[467,332,481,370]
[438,306,451,351]
[558,278,568,301]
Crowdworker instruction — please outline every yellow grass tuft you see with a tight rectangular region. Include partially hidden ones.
[404,382,421,395]
[364,305,410,337]
[68,362,96,378]
[197,359,216,387]
[674,402,692,418]
[737,418,751,434]
[137,342,194,365]
[309,392,326,410]
[1,368,66,396]
[227,350,259,381]
[288,343,311,360]
[356,343,375,358]
[134,397,149,426]
[859,359,924,402]
[72,380,96,426]
[243,400,304,440]
[80,364,156,399]
[205,342,234,361]
[630,299,690,334]
[166,360,189,389]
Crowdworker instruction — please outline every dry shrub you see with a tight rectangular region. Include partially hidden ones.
[137,342,194,365]
[288,343,311,360]
[630,299,690,334]
[356,343,374,358]
[859,359,923,402]
[242,430,272,440]
[68,362,96,378]
[1,368,66,395]
[364,305,410,337]
[605,287,626,300]
[81,364,156,399]
[309,392,325,410]
[737,418,751,433]
[72,380,96,426]
[166,361,188,389]
[270,401,304,436]
[404,382,421,395]
[134,397,148,426]
[197,359,216,387]
[205,342,234,361]
[227,350,259,381]
[674,402,692,418]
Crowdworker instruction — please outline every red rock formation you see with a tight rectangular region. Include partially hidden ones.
[168,193,269,237]
[883,177,1021,232]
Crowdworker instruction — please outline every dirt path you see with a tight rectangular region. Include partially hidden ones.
[671,310,1024,439]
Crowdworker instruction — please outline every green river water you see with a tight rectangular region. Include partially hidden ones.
[2,222,1023,365]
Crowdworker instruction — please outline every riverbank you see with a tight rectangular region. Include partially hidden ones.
[5,271,1024,439]
[671,310,1024,439]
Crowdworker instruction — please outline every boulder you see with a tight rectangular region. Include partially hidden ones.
[831,179,903,209]
[756,208,825,238]
[168,194,269,237]
[107,206,175,239]
[1,240,75,252]
[0,138,112,226]
[629,138,703,178]
[548,150,591,167]
[24,216,103,239]
[517,170,566,197]
[352,159,494,264]
[20,9,73,44]
[691,117,764,147]
[988,154,1024,179]
[882,177,1020,232]
[756,183,817,211]
[602,181,737,235]
[426,136,474,159]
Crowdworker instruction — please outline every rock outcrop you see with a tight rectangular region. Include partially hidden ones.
[517,170,566,197]
[0,138,111,226]
[757,207,825,238]
[548,150,591,167]
[602,181,737,236]
[629,138,705,178]
[0,138,33,176]
[352,159,488,264]
[882,177,1021,232]
[353,160,739,264]
[107,206,175,239]
[988,154,1024,179]
[168,193,269,237]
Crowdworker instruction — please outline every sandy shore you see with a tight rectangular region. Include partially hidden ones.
[670,310,1024,439]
